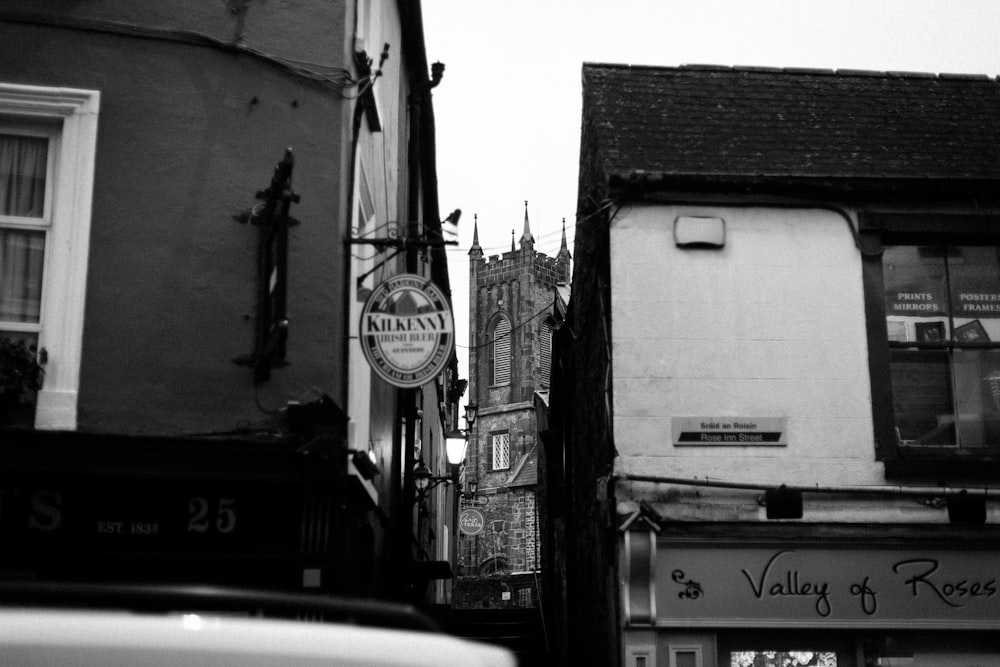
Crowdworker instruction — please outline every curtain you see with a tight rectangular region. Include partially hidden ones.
[0,229,44,323]
[0,134,48,324]
[1,133,48,218]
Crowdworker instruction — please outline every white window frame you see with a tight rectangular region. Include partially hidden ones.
[0,83,100,430]
[0,123,57,341]
[492,431,510,470]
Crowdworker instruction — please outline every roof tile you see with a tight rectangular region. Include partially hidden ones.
[581,64,1000,181]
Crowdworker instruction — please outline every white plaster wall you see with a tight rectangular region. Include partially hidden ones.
[612,204,884,485]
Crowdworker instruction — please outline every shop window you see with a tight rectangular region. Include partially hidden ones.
[862,215,1000,477]
[720,632,850,667]
[730,652,836,666]
[0,84,100,430]
[491,431,510,470]
[883,244,1000,448]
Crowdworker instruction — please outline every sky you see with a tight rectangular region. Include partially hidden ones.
[420,0,1000,389]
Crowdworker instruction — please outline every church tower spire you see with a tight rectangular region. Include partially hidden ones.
[557,217,572,280]
[519,200,534,247]
[469,213,482,259]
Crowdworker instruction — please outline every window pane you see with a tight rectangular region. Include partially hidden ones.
[492,432,510,469]
[890,349,955,445]
[953,349,1000,448]
[949,245,1000,342]
[883,246,949,342]
[675,651,698,667]
[0,228,45,323]
[0,133,48,218]
[0,331,38,348]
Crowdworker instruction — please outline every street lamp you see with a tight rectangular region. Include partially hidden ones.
[444,430,480,501]
[447,403,481,500]
[412,459,452,503]
[445,431,467,473]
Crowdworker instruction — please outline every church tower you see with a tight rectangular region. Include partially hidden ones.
[457,203,571,608]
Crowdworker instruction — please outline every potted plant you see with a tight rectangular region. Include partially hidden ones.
[0,337,46,427]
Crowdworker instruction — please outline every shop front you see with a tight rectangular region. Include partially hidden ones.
[622,529,1000,667]
[0,431,377,594]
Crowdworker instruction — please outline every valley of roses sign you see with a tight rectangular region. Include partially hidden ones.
[359,274,455,388]
[656,545,1000,628]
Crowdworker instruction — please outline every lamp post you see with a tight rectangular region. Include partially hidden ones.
[444,404,480,585]
[460,403,478,491]
[446,403,478,498]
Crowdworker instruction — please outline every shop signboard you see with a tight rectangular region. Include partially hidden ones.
[653,544,1000,629]
[0,475,302,556]
[459,509,485,536]
[359,273,455,389]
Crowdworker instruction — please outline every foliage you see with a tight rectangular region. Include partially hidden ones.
[0,337,46,404]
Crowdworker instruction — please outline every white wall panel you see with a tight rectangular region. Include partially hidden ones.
[611,204,875,486]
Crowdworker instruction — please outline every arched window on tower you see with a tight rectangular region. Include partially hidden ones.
[492,316,511,385]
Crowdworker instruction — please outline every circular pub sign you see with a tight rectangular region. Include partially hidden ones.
[359,273,455,389]
[459,509,485,536]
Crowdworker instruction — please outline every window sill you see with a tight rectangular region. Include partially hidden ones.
[883,450,1000,480]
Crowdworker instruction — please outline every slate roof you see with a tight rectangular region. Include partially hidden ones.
[507,445,538,487]
[581,64,1000,184]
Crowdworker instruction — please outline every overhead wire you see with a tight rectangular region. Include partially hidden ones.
[455,296,560,351]
[0,12,367,92]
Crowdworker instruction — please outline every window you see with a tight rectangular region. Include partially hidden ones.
[1,131,52,348]
[492,431,510,470]
[862,214,1000,476]
[718,632,848,667]
[627,644,657,667]
[478,555,509,576]
[883,244,1000,449]
[539,321,552,387]
[492,316,511,385]
[0,84,100,430]
[668,647,699,667]
[730,651,836,666]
